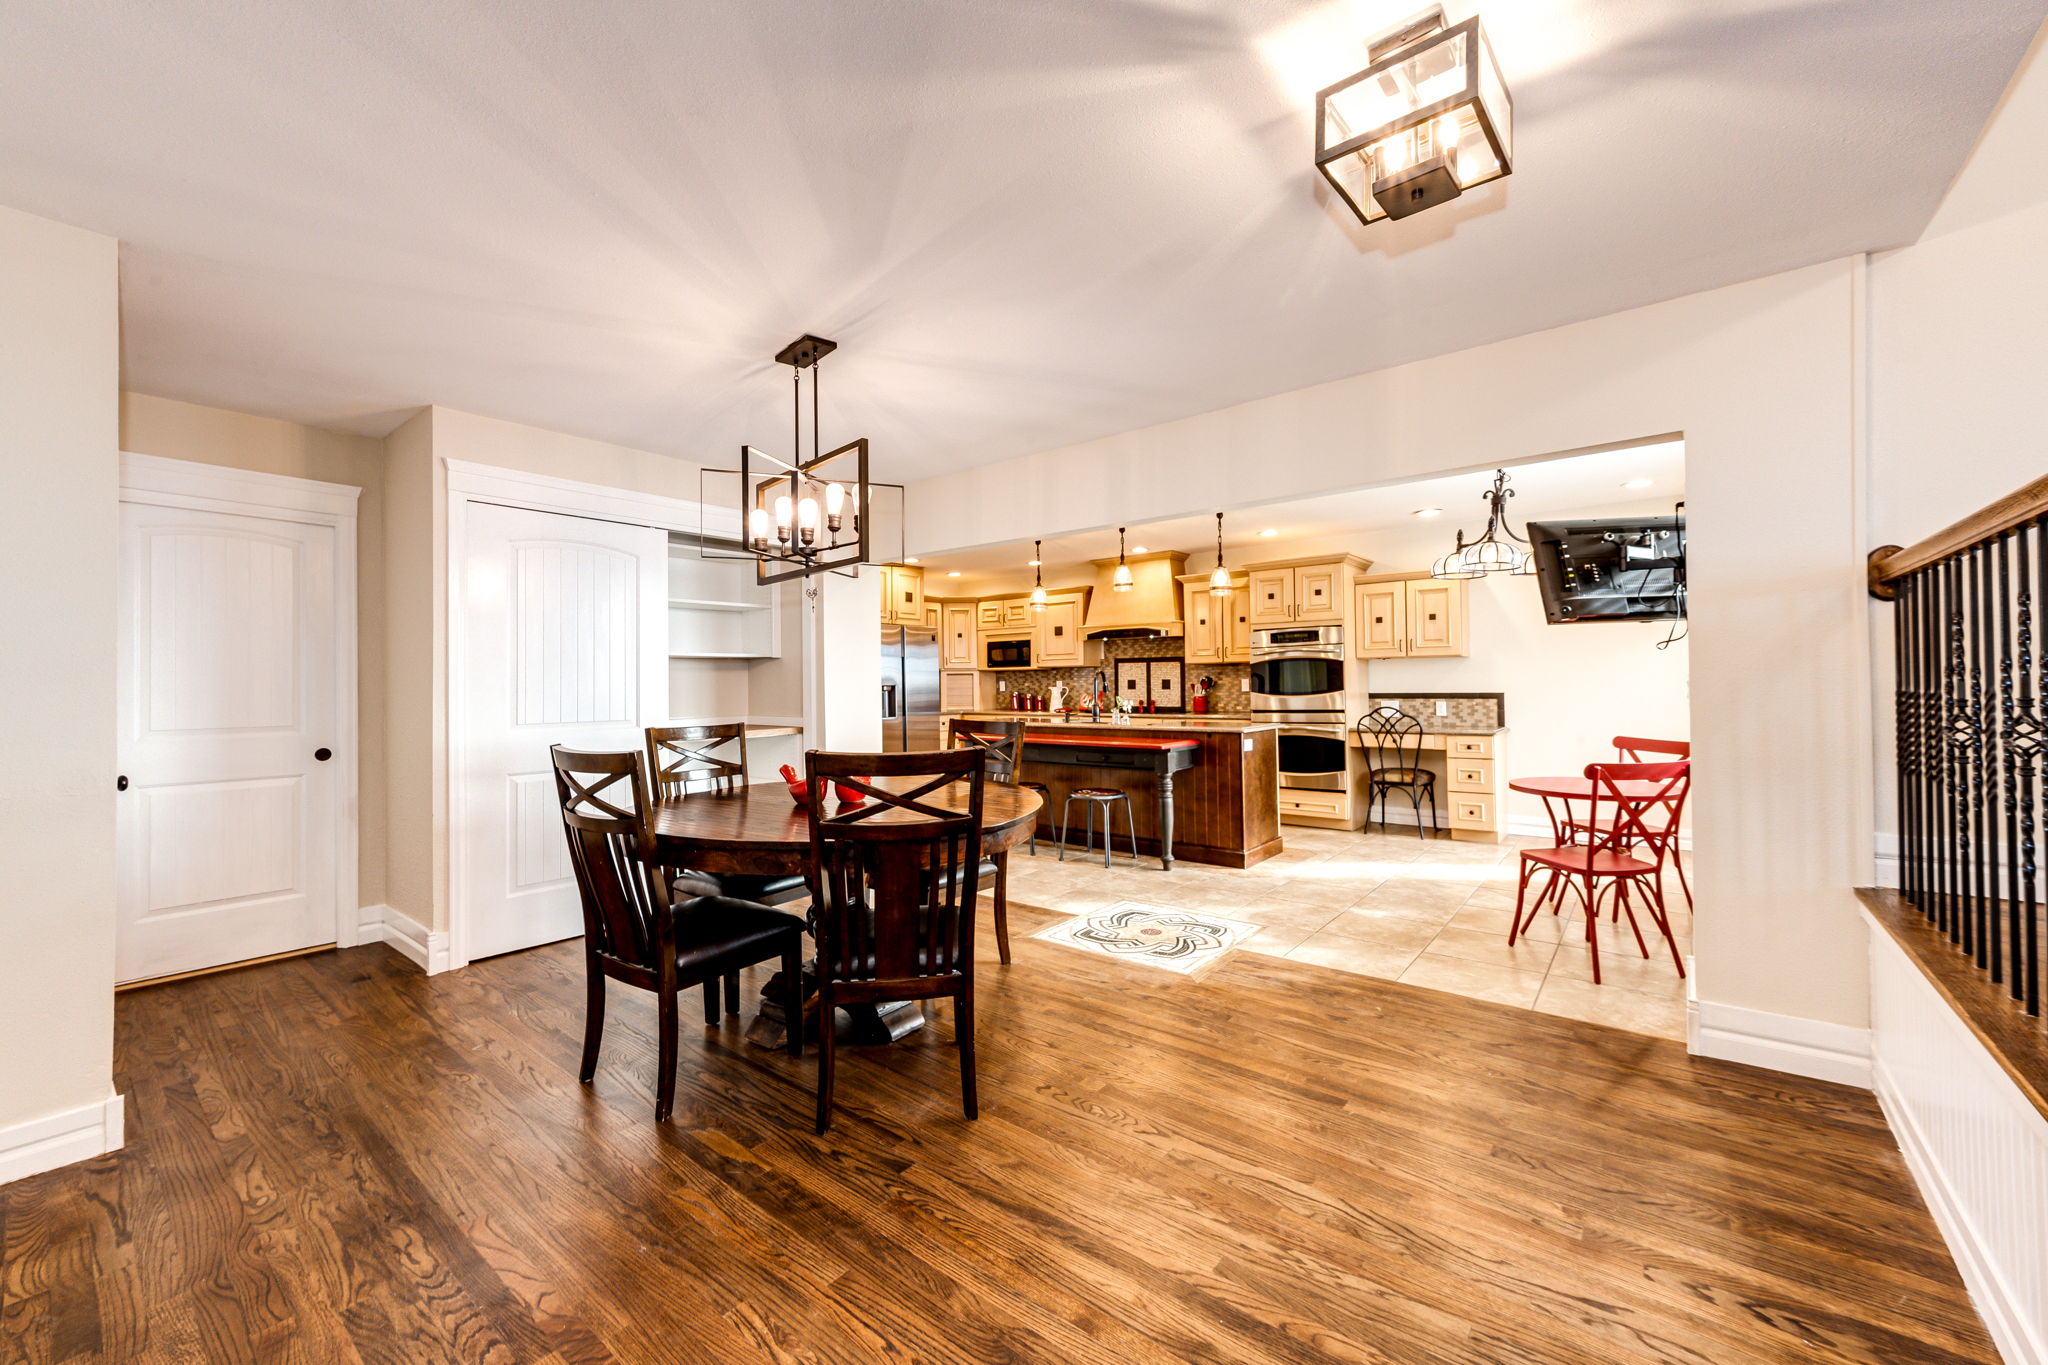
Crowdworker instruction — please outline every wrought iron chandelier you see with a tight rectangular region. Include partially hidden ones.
[737,334,869,584]
[1431,468,1529,579]
[1315,6,1512,227]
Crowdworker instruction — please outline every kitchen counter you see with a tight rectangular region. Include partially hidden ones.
[957,711,1279,733]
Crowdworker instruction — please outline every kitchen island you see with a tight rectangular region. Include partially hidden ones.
[957,713,1282,869]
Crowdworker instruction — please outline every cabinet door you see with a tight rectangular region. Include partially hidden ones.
[1036,598,1082,666]
[976,599,1004,628]
[942,605,976,668]
[897,567,926,625]
[1225,585,1253,662]
[1406,580,1468,657]
[1247,568,1295,625]
[939,671,978,711]
[1355,584,1407,658]
[1002,599,1028,627]
[1294,563,1343,622]
[922,601,940,631]
[1182,584,1218,661]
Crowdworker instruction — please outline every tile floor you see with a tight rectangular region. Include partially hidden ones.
[1001,823,1693,1040]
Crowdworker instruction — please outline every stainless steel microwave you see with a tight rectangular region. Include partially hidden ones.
[986,636,1032,669]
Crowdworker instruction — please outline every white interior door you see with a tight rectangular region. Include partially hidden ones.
[116,503,340,983]
[459,502,666,960]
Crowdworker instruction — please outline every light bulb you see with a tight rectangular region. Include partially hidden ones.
[1209,565,1233,597]
[1111,563,1134,592]
[1029,584,1048,608]
[748,506,770,552]
[824,481,846,531]
[796,497,819,547]
[773,495,793,544]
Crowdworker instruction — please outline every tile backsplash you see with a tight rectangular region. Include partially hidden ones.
[1366,693,1505,731]
[983,637,1250,713]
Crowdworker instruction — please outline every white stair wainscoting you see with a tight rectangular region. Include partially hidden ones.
[356,904,453,976]
[1869,911,2048,1365]
[1686,992,1874,1089]
[0,1094,125,1186]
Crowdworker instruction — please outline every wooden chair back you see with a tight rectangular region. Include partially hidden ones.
[803,749,986,991]
[647,723,748,800]
[1582,760,1690,865]
[1615,735,1690,762]
[551,746,670,977]
[1357,708,1425,780]
[948,716,1023,783]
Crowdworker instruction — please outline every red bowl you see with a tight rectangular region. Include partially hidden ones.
[834,782,867,806]
[785,781,811,806]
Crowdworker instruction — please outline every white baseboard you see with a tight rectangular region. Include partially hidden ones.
[1686,996,1872,1089]
[0,1093,125,1186]
[356,904,453,975]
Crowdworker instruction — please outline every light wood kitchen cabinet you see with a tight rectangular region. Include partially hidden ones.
[1034,595,1088,667]
[940,602,976,667]
[1354,575,1469,659]
[1244,555,1370,626]
[879,563,925,626]
[1179,574,1250,663]
[939,670,979,711]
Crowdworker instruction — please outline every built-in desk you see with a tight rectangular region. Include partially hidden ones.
[1346,728,1510,841]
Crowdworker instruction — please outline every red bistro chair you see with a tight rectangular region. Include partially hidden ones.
[1510,761,1690,985]
[1560,737,1694,911]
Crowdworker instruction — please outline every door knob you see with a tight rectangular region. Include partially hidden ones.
[314,748,333,762]
[116,775,128,791]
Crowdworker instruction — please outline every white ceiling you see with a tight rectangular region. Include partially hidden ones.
[916,437,1684,594]
[1,2,2038,481]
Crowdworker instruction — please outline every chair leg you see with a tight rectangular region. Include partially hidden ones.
[1122,798,1138,868]
[1428,780,1442,837]
[1583,875,1603,985]
[1057,797,1070,862]
[992,852,1012,965]
[1406,785,1424,841]
[1673,848,1694,910]
[579,957,606,1084]
[783,941,805,1057]
[957,984,978,1121]
[1644,878,1688,978]
[724,970,741,1015]
[655,988,680,1122]
[1617,880,1650,958]
[702,979,721,1025]
[814,985,838,1135]
[1509,857,1534,945]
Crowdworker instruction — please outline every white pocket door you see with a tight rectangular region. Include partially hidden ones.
[116,504,341,983]
[457,503,666,961]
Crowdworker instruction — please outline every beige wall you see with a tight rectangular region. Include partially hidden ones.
[0,207,121,1136]
[117,393,390,908]
[907,260,1869,1031]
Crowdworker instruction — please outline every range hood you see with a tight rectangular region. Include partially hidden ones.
[1081,551,1187,639]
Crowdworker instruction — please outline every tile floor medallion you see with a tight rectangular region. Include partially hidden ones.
[1034,901,1261,975]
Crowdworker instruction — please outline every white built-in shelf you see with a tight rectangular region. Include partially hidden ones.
[667,537,782,660]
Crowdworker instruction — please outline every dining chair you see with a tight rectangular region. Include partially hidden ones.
[552,745,806,1121]
[946,717,1028,963]
[646,723,808,908]
[1509,760,1689,985]
[803,747,987,1135]
[1558,735,1693,911]
[1356,709,1440,840]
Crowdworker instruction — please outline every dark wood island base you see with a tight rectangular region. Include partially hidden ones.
[973,719,1283,870]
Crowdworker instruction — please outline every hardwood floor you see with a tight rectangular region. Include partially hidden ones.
[1,915,1996,1365]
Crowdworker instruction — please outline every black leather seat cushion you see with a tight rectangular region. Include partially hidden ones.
[671,870,809,905]
[673,896,807,975]
[931,858,1000,890]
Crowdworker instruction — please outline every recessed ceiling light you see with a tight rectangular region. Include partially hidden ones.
[1257,528,1278,538]
[904,556,920,564]
[1027,559,1041,566]
[1622,478,1653,490]
[945,570,961,578]
[1413,507,1443,518]
[1130,545,1149,554]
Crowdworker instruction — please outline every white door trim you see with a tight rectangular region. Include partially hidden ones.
[444,458,726,971]
[117,451,362,951]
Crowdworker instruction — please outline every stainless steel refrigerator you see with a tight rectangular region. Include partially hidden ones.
[879,625,942,752]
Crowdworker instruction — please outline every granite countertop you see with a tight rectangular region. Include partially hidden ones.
[957,711,1279,733]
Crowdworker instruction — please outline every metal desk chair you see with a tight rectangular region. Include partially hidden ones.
[1356,709,1441,840]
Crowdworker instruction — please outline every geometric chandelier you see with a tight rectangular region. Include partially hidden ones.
[1316,6,1513,226]
[737,333,870,585]
[1431,467,1531,579]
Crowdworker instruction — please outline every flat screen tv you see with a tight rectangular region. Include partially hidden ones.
[1526,515,1685,624]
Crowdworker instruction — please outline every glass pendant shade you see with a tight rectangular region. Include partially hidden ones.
[1209,565,1234,597]
[1511,550,1537,576]
[1029,584,1049,607]
[1316,14,1512,226]
[1111,527,1134,591]
[1456,538,1520,573]
[1430,550,1484,580]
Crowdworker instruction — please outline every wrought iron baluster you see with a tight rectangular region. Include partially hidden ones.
[1970,541,1991,971]
[2027,519,2044,1014]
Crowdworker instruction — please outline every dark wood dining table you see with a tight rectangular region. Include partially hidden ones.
[649,776,1043,1046]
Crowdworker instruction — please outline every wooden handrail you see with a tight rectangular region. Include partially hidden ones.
[1868,472,2048,599]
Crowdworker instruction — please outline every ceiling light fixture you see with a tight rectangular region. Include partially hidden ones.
[1111,528,1135,592]
[1208,512,1234,598]
[1622,478,1653,489]
[904,556,919,564]
[1258,528,1279,538]
[946,570,961,578]
[1130,544,1150,555]
[1431,468,1529,578]
[731,334,867,584]
[1413,507,1443,518]
[1315,5,1512,227]
[1029,540,1048,608]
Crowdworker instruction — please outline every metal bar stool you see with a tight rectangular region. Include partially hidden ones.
[1058,787,1138,868]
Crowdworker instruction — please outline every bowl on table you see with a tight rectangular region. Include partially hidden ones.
[785,778,869,807]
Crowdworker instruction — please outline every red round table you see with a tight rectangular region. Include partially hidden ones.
[1508,775,1674,846]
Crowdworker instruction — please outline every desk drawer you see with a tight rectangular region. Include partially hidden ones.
[1447,735,1495,759]
[1447,758,1494,793]
[1447,793,1496,829]
[1277,789,1349,821]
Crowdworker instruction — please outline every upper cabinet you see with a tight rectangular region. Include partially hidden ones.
[1354,575,1469,659]
[1034,592,1091,667]
[1179,574,1250,663]
[879,563,925,626]
[1244,555,1370,626]
[976,597,1030,629]
[939,602,977,668]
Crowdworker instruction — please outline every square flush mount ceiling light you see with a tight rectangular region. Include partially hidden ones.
[1315,6,1512,225]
